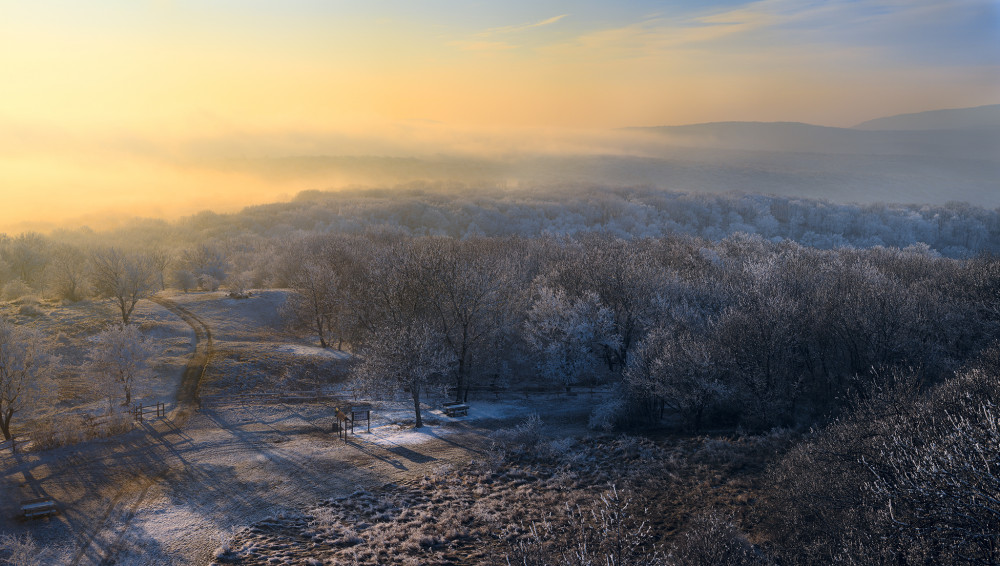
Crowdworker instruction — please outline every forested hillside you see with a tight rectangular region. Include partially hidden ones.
[3,187,1000,563]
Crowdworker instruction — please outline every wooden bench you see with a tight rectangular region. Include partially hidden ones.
[20,497,56,520]
[442,402,469,417]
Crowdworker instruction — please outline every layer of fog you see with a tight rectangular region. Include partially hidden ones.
[1,105,997,233]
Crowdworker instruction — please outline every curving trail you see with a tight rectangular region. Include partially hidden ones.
[70,296,213,566]
[150,296,213,417]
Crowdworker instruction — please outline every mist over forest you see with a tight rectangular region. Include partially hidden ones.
[5,104,998,234]
[166,104,1000,216]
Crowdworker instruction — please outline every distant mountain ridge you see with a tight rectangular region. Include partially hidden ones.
[627,104,1000,160]
[209,103,1000,213]
[853,104,1000,131]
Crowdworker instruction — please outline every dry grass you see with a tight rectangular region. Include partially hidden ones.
[212,424,792,566]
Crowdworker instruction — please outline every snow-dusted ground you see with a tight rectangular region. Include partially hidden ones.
[272,344,351,360]
[0,297,194,422]
[0,290,603,565]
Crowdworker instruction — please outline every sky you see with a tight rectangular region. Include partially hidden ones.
[0,0,998,232]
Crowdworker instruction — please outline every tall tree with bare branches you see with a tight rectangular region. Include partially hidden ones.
[91,248,157,325]
[0,318,47,441]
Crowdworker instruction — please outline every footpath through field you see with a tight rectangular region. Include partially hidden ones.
[150,297,213,416]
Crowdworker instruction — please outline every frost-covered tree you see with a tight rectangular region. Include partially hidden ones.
[172,269,198,293]
[524,286,619,387]
[1,233,49,289]
[282,235,362,349]
[421,238,518,402]
[0,318,47,441]
[148,247,171,291]
[87,324,154,408]
[351,240,454,428]
[550,236,666,369]
[180,244,228,283]
[286,261,340,348]
[625,328,728,431]
[46,244,89,301]
[90,248,157,325]
[354,321,452,428]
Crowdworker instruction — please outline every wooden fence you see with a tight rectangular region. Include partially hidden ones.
[130,402,168,423]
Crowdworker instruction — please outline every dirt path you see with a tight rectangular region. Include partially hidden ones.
[70,295,213,566]
[63,297,215,565]
[149,297,213,417]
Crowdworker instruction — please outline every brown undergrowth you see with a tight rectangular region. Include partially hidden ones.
[212,421,794,566]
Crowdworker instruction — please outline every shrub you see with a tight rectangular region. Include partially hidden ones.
[668,512,764,566]
[489,414,542,459]
[504,486,668,566]
[198,274,220,292]
[2,280,32,301]
[588,394,625,431]
[0,534,46,566]
[17,302,44,317]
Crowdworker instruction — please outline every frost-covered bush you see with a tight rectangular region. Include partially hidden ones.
[0,534,46,566]
[198,274,220,292]
[764,359,1000,564]
[17,302,44,318]
[489,414,543,458]
[505,486,667,566]
[588,394,625,432]
[226,271,254,299]
[668,512,763,566]
[212,527,246,561]
[2,279,32,301]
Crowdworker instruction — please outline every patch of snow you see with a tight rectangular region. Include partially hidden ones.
[272,344,352,360]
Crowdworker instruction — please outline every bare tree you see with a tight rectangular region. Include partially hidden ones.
[148,247,171,291]
[286,260,339,348]
[90,248,157,325]
[0,317,47,441]
[0,233,49,289]
[351,240,453,428]
[354,321,451,428]
[46,244,89,301]
[422,238,515,401]
[87,324,154,408]
[172,269,198,293]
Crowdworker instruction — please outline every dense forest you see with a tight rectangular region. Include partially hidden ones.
[3,186,1000,563]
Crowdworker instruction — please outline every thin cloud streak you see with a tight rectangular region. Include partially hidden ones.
[479,14,568,36]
